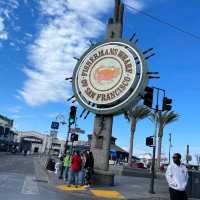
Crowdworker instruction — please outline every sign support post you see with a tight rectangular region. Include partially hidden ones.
[90,0,124,185]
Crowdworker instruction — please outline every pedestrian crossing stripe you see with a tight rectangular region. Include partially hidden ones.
[56,185,87,191]
[90,190,125,199]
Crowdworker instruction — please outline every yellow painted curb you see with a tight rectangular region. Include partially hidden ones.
[90,189,125,199]
[56,185,87,191]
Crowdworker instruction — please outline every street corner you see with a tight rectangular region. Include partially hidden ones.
[56,184,88,191]
[90,189,125,199]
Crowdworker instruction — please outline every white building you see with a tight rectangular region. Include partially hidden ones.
[138,153,168,167]
[0,114,15,143]
[15,131,65,155]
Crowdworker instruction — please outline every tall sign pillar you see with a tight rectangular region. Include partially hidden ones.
[90,0,124,185]
[72,0,149,186]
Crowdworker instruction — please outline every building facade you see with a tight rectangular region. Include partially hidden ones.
[15,131,65,155]
[0,114,16,151]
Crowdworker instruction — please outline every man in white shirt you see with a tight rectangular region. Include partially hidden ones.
[165,153,188,200]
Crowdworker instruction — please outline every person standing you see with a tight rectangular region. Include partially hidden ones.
[84,151,94,187]
[69,151,82,186]
[165,153,188,200]
[63,152,71,182]
[78,152,86,186]
[58,155,64,179]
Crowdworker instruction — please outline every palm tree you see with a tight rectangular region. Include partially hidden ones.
[125,105,151,166]
[150,111,179,169]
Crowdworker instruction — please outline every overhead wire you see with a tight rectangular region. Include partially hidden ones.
[124,4,200,41]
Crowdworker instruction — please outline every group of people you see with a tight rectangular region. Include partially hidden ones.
[58,150,94,187]
[55,150,188,199]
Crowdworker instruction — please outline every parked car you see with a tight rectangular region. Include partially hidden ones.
[131,162,147,169]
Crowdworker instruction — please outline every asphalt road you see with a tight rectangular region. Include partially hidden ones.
[0,153,99,200]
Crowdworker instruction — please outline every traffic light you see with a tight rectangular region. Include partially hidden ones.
[162,97,172,111]
[143,87,154,108]
[146,136,154,146]
[70,133,78,142]
[69,106,77,126]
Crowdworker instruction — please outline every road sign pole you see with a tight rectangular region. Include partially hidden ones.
[149,117,157,194]
[149,88,159,194]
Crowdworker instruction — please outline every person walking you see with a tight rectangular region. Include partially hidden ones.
[63,152,71,182]
[84,151,94,187]
[165,153,188,200]
[68,150,82,186]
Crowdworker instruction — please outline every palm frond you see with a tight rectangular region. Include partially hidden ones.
[124,111,130,122]
[125,105,151,122]
[151,110,179,128]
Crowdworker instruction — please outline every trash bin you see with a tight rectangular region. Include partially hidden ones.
[191,171,200,198]
[186,171,200,198]
[46,158,55,172]
[186,171,192,197]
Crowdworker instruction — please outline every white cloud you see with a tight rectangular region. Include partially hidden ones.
[0,17,8,40]
[124,0,145,11]
[0,0,20,42]
[20,0,146,106]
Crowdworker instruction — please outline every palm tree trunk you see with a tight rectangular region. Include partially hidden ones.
[157,125,163,170]
[128,118,136,166]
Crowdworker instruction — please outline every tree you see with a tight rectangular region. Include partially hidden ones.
[150,111,179,169]
[124,105,151,166]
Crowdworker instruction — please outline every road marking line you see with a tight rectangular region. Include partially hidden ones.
[90,189,125,199]
[56,185,87,191]
[21,176,39,195]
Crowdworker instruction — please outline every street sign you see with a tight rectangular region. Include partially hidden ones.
[69,128,85,134]
[186,155,192,161]
[51,121,59,129]
[50,130,58,138]
[72,40,148,115]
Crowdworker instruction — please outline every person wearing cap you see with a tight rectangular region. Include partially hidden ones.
[165,153,188,200]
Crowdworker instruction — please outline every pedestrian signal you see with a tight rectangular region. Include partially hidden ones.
[146,136,154,146]
[70,133,78,142]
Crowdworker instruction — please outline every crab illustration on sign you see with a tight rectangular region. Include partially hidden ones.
[94,66,120,84]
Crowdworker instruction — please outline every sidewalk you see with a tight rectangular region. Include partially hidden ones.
[36,157,199,200]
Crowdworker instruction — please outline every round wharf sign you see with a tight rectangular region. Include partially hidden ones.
[72,40,148,115]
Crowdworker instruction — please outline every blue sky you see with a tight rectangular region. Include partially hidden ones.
[1,0,200,163]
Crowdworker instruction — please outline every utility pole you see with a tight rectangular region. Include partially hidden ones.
[90,0,124,185]
[186,144,189,165]
[149,89,159,194]
[168,133,172,164]
[149,87,165,194]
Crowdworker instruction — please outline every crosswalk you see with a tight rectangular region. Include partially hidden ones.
[0,174,40,195]
[21,176,39,195]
